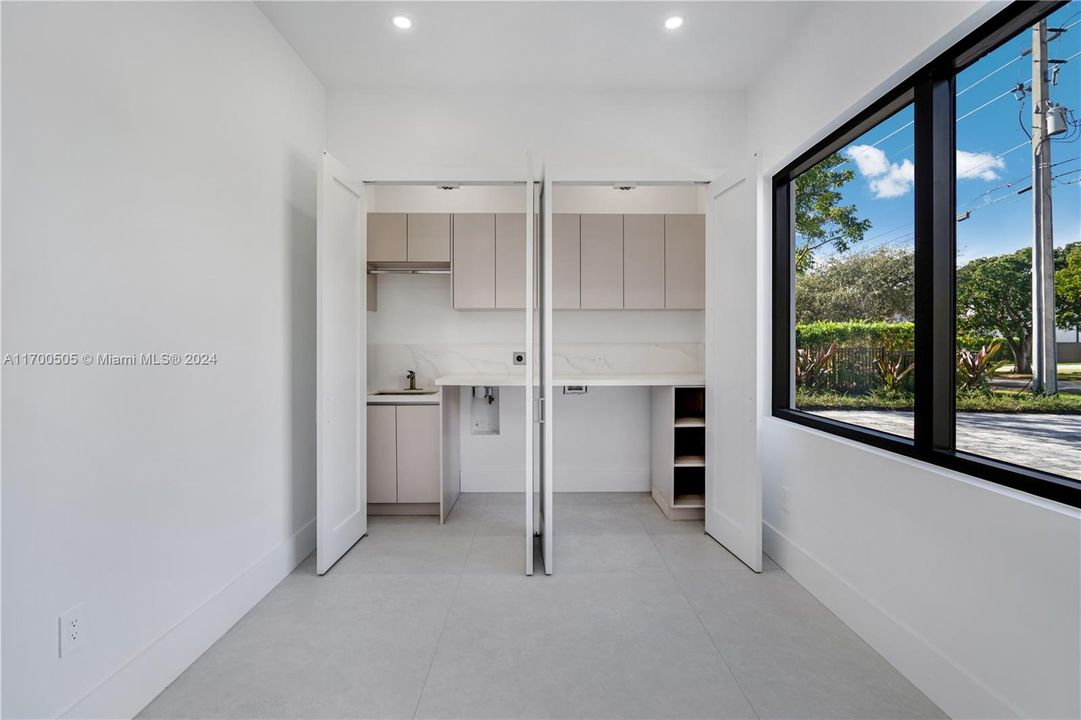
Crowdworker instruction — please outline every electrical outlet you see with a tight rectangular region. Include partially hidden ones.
[59,603,85,658]
[512,351,526,366]
[782,486,792,514]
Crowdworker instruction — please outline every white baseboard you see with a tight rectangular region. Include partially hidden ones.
[60,519,317,719]
[763,522,1020,720]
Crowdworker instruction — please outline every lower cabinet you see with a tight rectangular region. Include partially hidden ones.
[367,403,440,507]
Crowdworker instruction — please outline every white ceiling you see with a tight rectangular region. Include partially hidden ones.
[257,1,813,91]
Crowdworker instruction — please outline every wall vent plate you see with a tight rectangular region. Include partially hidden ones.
[563,385,587,395]
[512,351,526,366]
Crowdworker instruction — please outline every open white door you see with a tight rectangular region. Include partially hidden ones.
[539,172,554,575]
[524,168,536,575]
[704,167,762,572]
[316,151,367,575]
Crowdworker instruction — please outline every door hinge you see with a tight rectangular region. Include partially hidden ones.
[536,396,545,424]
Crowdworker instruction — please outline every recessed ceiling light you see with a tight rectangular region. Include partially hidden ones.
[392,15,412,30]
[664,15,684,30]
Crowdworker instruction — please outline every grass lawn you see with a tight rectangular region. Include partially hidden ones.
[995,362,1081,381]
[797,389,1081,414]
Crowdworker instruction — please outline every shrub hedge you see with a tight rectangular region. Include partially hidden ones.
[796,320,999,353]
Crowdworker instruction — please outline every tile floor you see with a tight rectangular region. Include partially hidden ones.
[138,493,946,720]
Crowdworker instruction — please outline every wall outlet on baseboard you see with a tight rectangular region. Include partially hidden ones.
[59,603,86,658]
[782,485,792,514]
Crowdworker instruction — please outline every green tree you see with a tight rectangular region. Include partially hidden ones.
[794,153,872,273]
[1056,242,1081,331]
[957,248,1033,373]
[957,244,1078,374]
[795,247,913,323]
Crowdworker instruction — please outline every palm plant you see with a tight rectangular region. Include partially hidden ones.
[873,352,914,394]
[795,342,837,390]
[956,341,1005,393]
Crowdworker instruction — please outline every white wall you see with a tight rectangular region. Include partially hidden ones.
[747,2,1081,718]
[1,3,325,718]
[328,86,742,180]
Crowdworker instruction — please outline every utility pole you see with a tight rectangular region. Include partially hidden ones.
[1031,19,1058,394]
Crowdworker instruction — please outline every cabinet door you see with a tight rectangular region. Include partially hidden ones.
[395,405,441,503]
[495,213,527,309]
[367,213,407,262]
[580,214,624,309]
[552,213,581,309]
[623,214,665,309]
[452,214,496,309]
[407,213,451,262]
[366,405,397,503]
[665,214,705,309]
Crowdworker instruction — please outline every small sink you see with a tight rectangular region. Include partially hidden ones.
[373,389,437,395]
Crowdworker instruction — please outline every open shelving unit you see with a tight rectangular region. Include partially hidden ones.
[651,386,706,520]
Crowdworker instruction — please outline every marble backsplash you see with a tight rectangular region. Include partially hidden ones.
[367,343,704,391]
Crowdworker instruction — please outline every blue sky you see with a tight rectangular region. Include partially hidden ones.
[807,1,1080,267]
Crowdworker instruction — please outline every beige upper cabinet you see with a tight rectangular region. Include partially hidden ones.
[407,213,451,262]
[622,214,665,310]
[368,213,407,262]
[452,213,496,309]
[580,214,624,309]
[395,405,441,503]
[665,214,705,309]
[495,213,527,309]
[552,214,581,309]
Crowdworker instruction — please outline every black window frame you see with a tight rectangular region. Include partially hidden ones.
[771,0,1081,508]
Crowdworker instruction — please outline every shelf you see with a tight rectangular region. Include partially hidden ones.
[674,417,705,428]
[674,455,705,467]
[672,493,705,508]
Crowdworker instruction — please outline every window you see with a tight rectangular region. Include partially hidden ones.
[792,104,916,438]
[773,0,1081,507]
[954,2,1081,479]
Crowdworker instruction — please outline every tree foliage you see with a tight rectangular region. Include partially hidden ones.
[795,247,913,323]
[956,247,1033,372]
[794,153,872,272]
[1056,242,1081,331]
[957,243,1078,373]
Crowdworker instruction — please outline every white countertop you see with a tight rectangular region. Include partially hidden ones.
[366,391,441,404]
[434,373,704,387]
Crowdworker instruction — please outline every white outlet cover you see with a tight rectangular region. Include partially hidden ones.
[59,603,85,658]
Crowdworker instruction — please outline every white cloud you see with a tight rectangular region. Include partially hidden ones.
[844,144,889,178]
[957,149,1005,181]
[870,159,915,198]
[845,144,914,198]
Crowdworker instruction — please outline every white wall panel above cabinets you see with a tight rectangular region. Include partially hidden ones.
[623,214,665,309]
[580,214,624,309]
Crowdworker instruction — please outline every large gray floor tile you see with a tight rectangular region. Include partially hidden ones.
[554,533,667,573]
[415,572,756,719]
[463,535,529,575]
[652,533,779,573]
[330,519,476,574]
[554,502,648,536]
[675,568,946,720]
[139,573,460,719]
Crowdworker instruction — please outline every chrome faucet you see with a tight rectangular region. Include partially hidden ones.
[406,370,417,391]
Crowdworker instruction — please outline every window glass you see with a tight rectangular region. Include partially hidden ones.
[954,1,1081,479]
[792,104,916,438]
